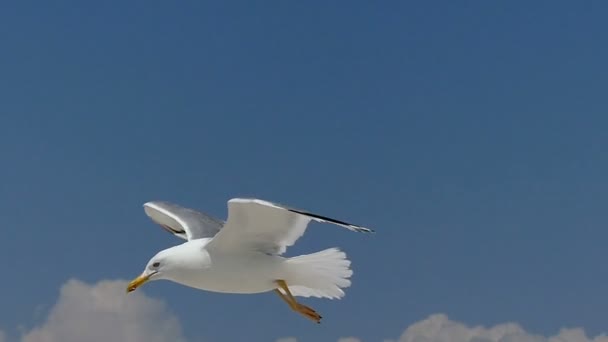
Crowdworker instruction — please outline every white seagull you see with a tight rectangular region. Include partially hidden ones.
[127,198,373,323]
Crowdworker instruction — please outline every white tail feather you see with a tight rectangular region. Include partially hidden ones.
[284,248,352,299]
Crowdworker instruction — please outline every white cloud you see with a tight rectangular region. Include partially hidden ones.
[396,314,608,342]
[276,338,361,342]
[9,281,608,342]
[0,330,7,342]
[276,338,298,342]
[273,315,607,342]
[20,279,185,342]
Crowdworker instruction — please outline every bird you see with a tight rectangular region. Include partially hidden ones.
[127,198,373,323]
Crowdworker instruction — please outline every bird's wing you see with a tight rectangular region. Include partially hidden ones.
[206,198,372,255]
[143,201,224,241]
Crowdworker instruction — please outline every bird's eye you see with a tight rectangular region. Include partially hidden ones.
[152,262,160,267]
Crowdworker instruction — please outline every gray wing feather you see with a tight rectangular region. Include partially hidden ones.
[143,201,224,240]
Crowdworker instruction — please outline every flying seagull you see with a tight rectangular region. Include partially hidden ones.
[127,198,373,323]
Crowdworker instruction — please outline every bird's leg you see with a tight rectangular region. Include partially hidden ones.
[274,279,322,324]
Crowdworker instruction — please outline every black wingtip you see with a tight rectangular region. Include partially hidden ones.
[287,208,374,233]
[160,224,186,235]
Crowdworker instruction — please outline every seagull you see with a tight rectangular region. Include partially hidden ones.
[127,198,373,323]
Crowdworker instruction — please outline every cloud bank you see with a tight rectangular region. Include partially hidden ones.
[278,313,607,342]
[395,314,608,342]
[20,279,185,342]
[3,279,606,342]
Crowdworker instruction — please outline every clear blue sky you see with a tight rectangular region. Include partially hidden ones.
[1,1,607,341]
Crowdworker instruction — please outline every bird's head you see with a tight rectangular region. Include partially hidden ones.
[126,241,210,293]
[126,250,169,293]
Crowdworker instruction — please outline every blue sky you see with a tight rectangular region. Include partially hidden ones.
[1,1,607,341]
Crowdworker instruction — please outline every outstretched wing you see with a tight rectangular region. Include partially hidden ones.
[143,201,224,241]
[207,198,372,255]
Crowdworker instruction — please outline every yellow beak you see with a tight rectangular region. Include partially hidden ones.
[127,273,151,293]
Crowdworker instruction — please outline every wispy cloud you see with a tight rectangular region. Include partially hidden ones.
[20,279,185,342]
